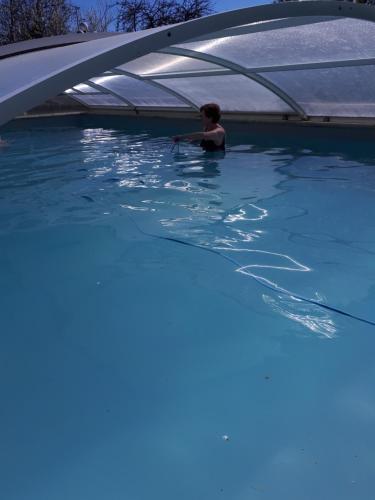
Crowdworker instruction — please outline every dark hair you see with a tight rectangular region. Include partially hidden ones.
[200,103,221,123]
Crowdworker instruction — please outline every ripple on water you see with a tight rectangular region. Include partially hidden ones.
[2,124,374,336]
[262,294,337,338]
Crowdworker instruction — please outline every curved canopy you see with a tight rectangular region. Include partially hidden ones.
[2,1,375,126]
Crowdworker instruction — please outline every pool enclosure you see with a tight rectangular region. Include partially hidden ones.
[2,1,375,126]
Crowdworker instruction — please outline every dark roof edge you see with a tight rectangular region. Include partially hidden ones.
[0,32,123,60]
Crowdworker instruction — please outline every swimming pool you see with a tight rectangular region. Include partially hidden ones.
[1,115,375,499]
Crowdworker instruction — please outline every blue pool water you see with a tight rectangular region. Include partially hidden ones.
[1,116,375,499]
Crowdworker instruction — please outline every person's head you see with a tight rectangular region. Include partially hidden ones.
[200,103,221,126]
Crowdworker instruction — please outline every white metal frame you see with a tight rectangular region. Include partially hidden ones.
[188,15,339,43]
[108,68,200,109]
[85,80,135,108]
[2,1,375,126]
[159,47,307,118]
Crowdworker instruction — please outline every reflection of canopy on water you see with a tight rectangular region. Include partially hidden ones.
[2,2,375,126]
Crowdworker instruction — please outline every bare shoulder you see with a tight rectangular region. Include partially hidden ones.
[215,126,225,141]
[216,124,225,135]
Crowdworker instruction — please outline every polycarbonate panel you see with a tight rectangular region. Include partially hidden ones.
[73,83,100,93]
[4,3,375,125]
[262,65,375,117]
[73,94,129,107]
[90,74,189,107]
[119,52,222,76]
[189,16,337,42]
[0,28,164,100]
[178,18,375,69]
[154,74,293,112]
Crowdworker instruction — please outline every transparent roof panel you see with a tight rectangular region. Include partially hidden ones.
[154,74,294,113]
[177,18,375,69]
[188,16,338,42]
[72,94,129,107]
[90,74,189,107]
[119,52,221,77]
[0,28,164,100]
[4,5,375,123]
[263,65,375,117]
[73,83,100,93]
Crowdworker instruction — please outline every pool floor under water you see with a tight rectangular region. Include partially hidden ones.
[1,116,375,500]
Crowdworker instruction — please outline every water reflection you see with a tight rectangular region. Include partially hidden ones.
[175,155,223,180]
[2,116,375,335]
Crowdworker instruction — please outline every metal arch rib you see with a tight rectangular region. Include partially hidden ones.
[109,68,200,110]
[84,80,136,108]
[141,56,375,79]
[159,46,307,119]
[3,1,375,126]
[245,56,375,73]
[188,16,339,43]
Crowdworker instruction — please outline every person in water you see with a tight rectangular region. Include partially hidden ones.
[173,103,226,152]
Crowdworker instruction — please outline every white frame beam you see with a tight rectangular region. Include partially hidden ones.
[2,2,375,125]
[188,15,339,43]
[137,57,375,80]
[249,56,375,73]
[109,68,199,110]
[85,80,136,108]
[159,47,307,118]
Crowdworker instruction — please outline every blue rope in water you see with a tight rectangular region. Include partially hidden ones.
[130,216,375,328]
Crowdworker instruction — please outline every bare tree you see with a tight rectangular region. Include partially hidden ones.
[176,0,213,22]
[141,0,184,29]
[28,0,74,38]
[0,0,213,45]
[116,0,214,32]
[80,0,117,32]
[0,0,76,45]
[0,0,28,44]
[116,0,145,32]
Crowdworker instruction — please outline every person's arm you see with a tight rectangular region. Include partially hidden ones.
[173,131,205,143]
[173,128,224,144]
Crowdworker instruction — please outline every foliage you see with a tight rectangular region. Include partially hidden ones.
[0,0,214,45]
[0,0,75,44]
[116,0,213,32]
[75,0,117,33]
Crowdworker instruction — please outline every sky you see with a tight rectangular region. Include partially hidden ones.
[74,0,268,17]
